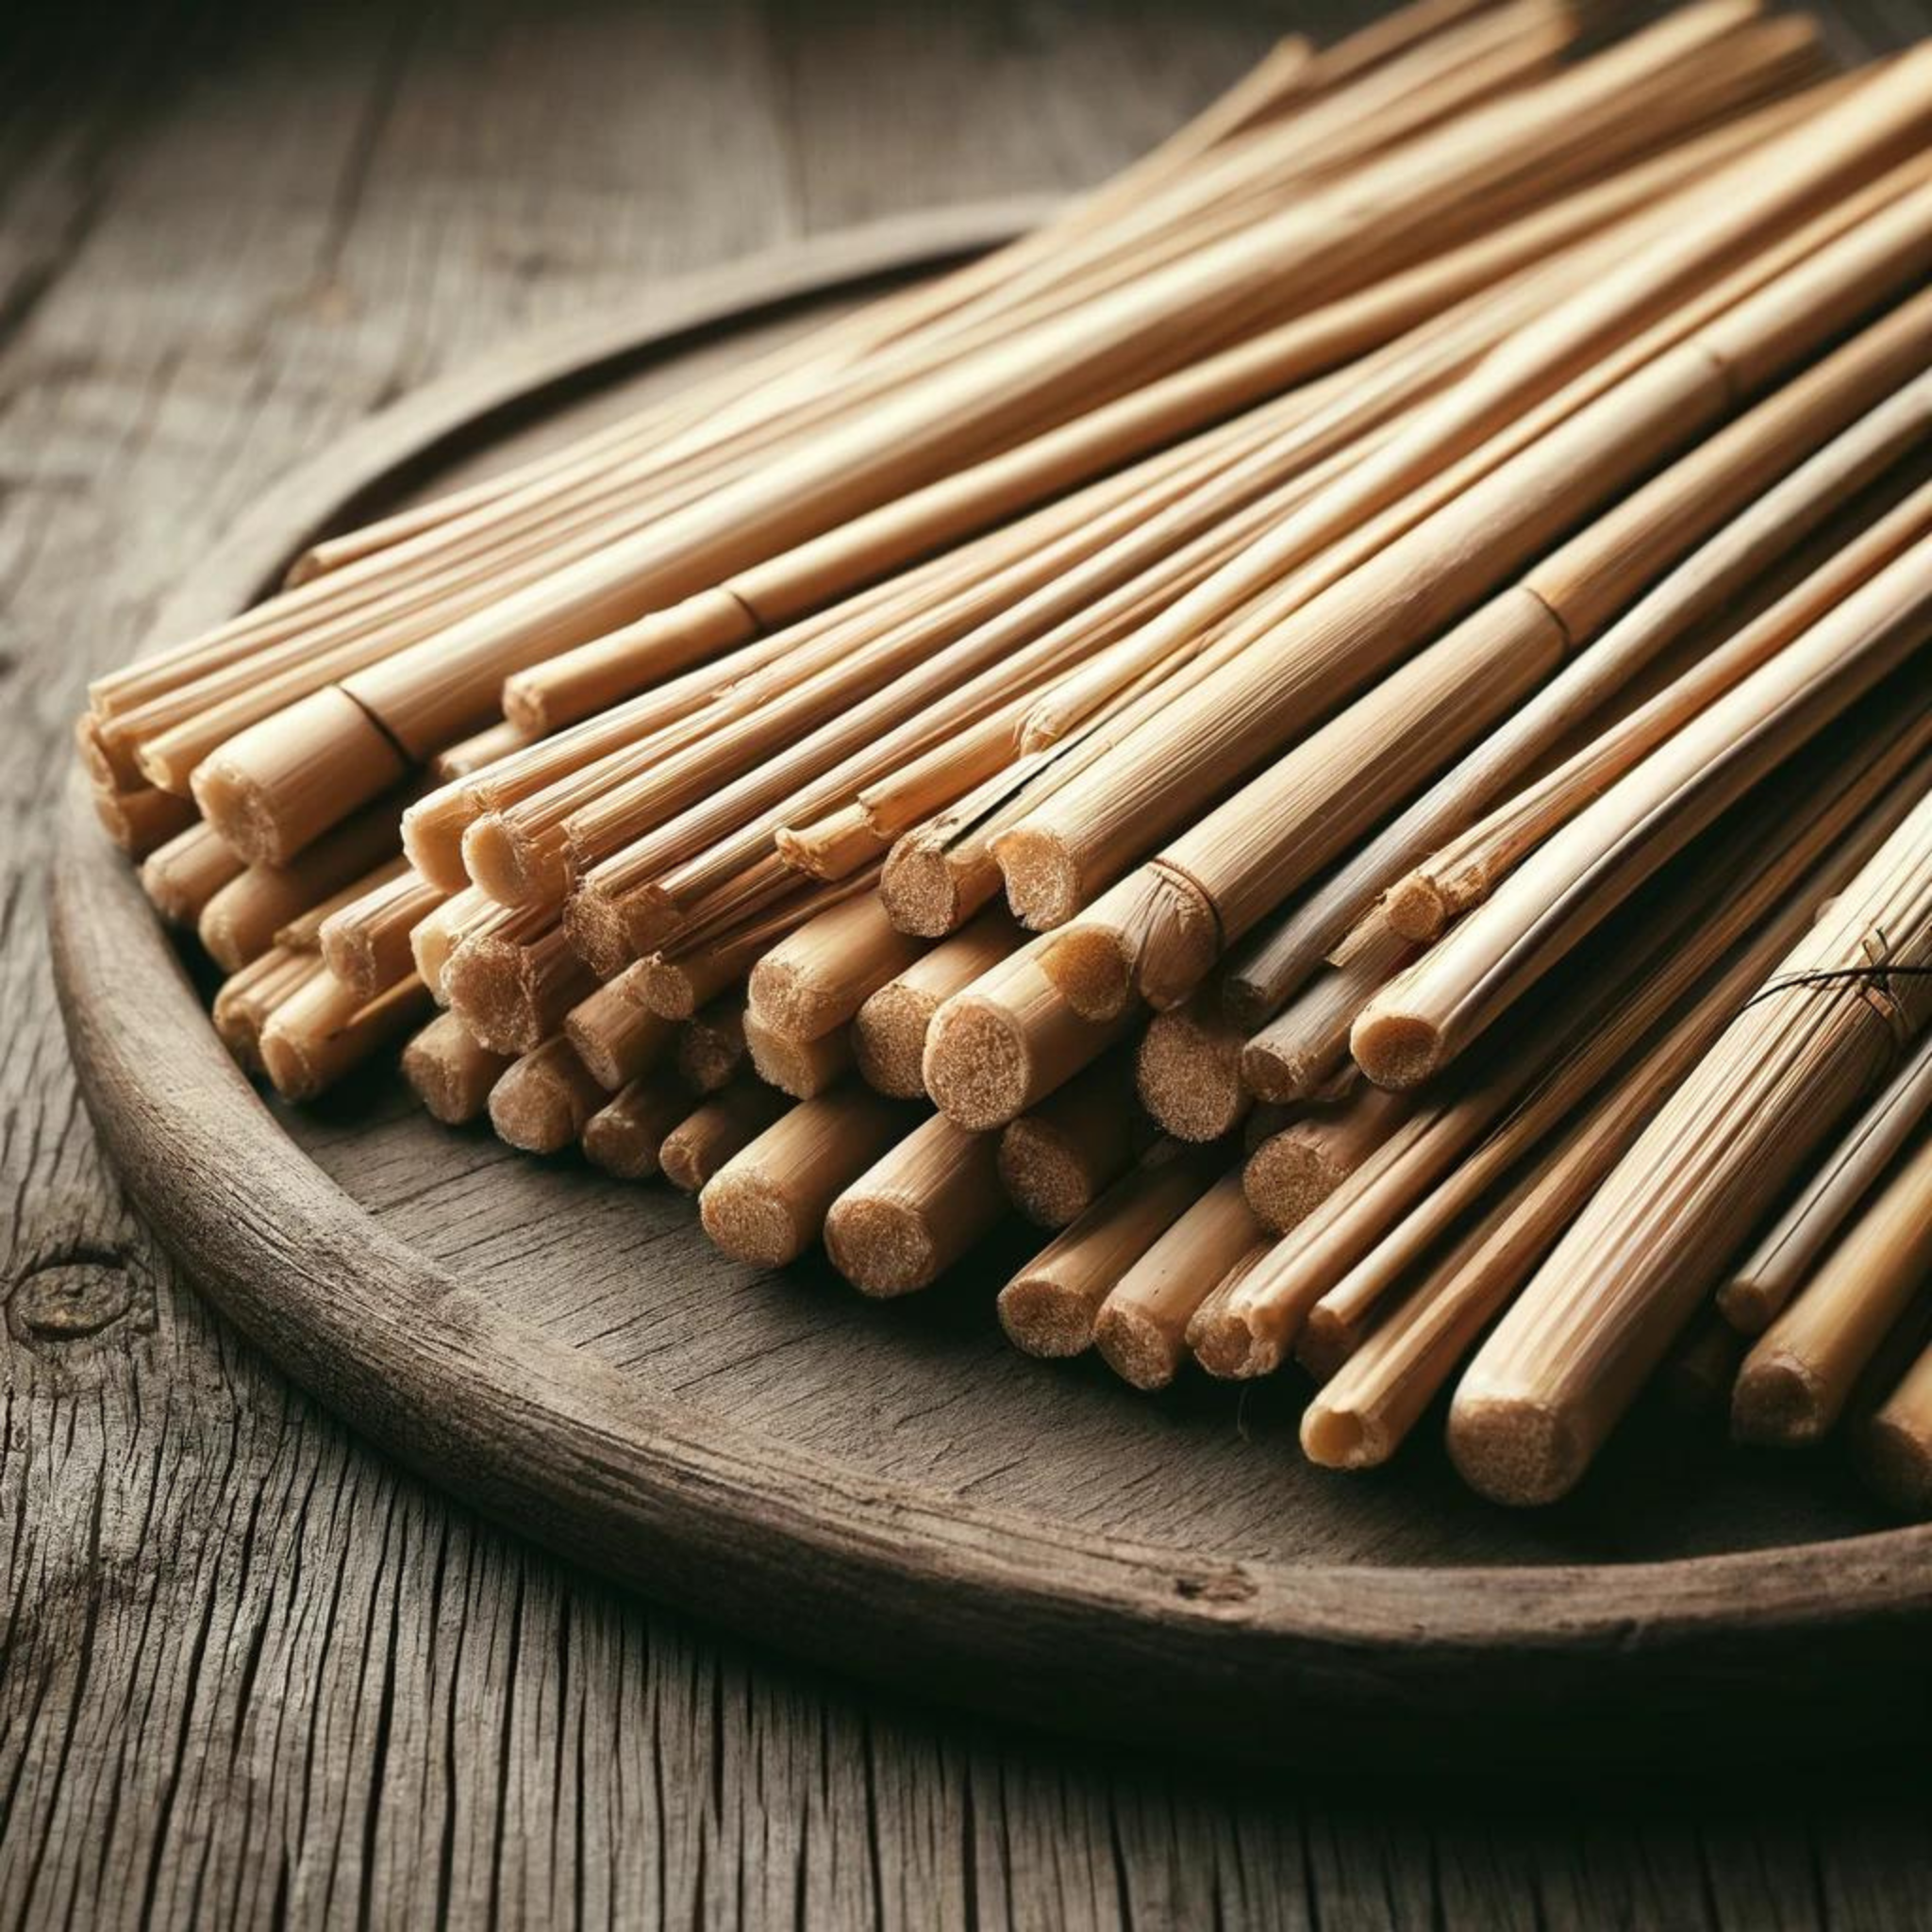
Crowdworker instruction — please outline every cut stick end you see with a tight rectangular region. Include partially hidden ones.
[1191,1308,1274,1380]
[1447,1391,1586,1507]
[1300,1402,1385,1471]
[1239,1038,1314,1106]
[992,828,1082,931]
[1730,1355,1829,1448]
[401,1017,507,1125]
[1349,1008,1445,1090]
[924,998,1029,1131]
[1713,1274,1782,1336]
[698,1168,807,1269]
[1382,874,1452,944]
[562,885,639,981]
[1092,1305,1177,1391]
[488,1063,588,1155]
[995,1120,1091,1228]
[581,1109,663,1181]
[997,1275,1096,1357]
[852,985,934,1099]
[1136,1013,1244,1143]
[463,813,566,908]
[824,1198,939,1297]
[445,947,541,1059]
[745,958,839,1043]
[256,1026,323,1104]
[498,673,552,740]
[401,791,481,895]
[880,841,974,938]
[1241,1134,1340,1236]
[1859,1415,1932,1516]
[191,688,405,867]
[1040,925,1133,1023]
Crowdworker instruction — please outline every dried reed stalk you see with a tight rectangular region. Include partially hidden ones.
[824,1113,1008,1295]
[401,1012,512,1125]
[1091,1173,1265,1388]
[993,1052,1148,1227]
[699,1088,913,1267]
[998,1143,1215,1356]
[658,1083,790,1194]
[853,909,1020,1097]
[488,1036,608,1155]
[1732,1127,1932,1445]
[1722,1029,1932,1332]
[582,1074,695,1180]
[1447,777,1932,1505]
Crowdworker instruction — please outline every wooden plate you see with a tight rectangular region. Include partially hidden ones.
[52,204,1932,1768]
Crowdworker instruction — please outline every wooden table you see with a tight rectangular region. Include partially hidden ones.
[6,2,1930,1924]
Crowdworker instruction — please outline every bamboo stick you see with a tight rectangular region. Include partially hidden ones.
[994,1052,1148,1227]
[274,857,411,953]
[852,908,1021,1097]
[658,1083,791,1194]
[923,940,1136,1130]
[196,790,409,972]
[699,1088,914,1267]
[488,1036,608,1155]
[582,1074,695,1180]
[1732,1127,1932,1445]
[211,949,325,1075]
[563,978,676,1092]
[445,919,597,1058]
[1447,779,1932,1506]
[824,1113,1008,1295]
[319,868,449,1001]
[401,1012,512,1125]
[1861,1332,1932,1515]
[91,782,196,858]
[1135,990,1251,1143]
[1242,1086,1413,1237]
[1722,1029,1932,1332]
[675,999,748,1094]
[1091,1173,1265,1389]
[139,820,244,926]
[741,1010,854,1100]
[1241,926,1415,1101]
[746,890,928,1041]
[258,969,429,1103]
[998,1143,1216,1356]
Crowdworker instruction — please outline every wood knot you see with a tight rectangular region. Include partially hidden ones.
[1174,1566,1257,1607]
[9,1248,139,1341]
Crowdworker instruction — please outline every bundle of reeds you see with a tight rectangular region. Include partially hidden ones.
[85,0,1932,1516]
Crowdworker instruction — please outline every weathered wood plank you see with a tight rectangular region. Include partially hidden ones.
[7,1,1932,1927]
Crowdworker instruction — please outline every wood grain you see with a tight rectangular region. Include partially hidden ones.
[8,1,1932,1926]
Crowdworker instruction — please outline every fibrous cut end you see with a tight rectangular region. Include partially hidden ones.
[824,1197,939,1297]
[992,826,1084,930]
[1092,1304,1178,1390]
[923,997,1029,1131]
[699,1166,807,1268]
[998,1275,1097,1357]
[1349,1009,1445,1090]
[1446,1391,1585,1507]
